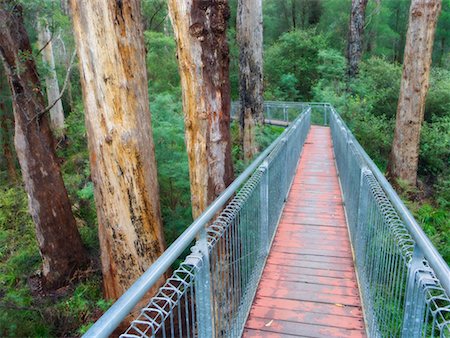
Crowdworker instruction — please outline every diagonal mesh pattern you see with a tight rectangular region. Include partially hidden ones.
[330,106,450,338]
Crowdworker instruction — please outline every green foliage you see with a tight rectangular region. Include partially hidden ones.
[58,105,98,252]
[317,0,351,50]
[141,0,168,32]
[263,0,324,44]
[144,31,180,95]
[150,92,193,244]
[351,57,402,118]
[426,68,450,120]
[409,203,450,263]
[265,29,327,101]
[419,115,450,178]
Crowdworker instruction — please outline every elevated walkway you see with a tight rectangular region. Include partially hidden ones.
[84,103,450,338]
[244,126,366,337]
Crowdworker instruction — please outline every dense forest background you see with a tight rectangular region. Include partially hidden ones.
[0,0,449,336]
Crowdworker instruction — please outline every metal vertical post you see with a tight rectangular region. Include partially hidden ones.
[195,227,214,338]
[355,168,369,251]
[259,161,269,254]
[282,138,288,201]
[402,245,425,338]
[283,106,287,122]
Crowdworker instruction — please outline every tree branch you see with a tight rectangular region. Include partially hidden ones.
[29,50,76,124]
[35,27,55,57]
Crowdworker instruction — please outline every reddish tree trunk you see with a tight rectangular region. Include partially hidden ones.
[0,3,88,288]
[0,104,17,183]
[0,68,17,182]
[168,0,234,219]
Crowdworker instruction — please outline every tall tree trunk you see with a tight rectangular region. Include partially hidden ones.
[168,0,234,219]
[37,18,65,138]
[0,3,88,289]
[70,0,166,300]
[291,0,297,29]
[0,65,17,182]
[237,0,264,162]
[387,0,441,186]
[0,103,17,183]
[60,0,70,16]
[347,0,368,79]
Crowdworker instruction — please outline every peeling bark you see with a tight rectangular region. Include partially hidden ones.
[168,0,234,219]
[347,0,368,79]
[0,2,88,288]
[37,18,65,138]
[387,0,441,186]
[70,0,166,299]
[237,0,264,162]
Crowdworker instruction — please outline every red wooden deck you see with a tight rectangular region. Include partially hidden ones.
[243,126,366,338]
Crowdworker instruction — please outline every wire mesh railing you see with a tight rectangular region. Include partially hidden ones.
[83,107,311,338]
[231,101,309,125]
[328,104,450,337]
[83,101,449,338]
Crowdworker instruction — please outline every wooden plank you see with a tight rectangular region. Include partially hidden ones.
[248,305,365,330]
[251,297,363,318]
[245,318,366,338]
[268,251,355,264]
[242,328,304,338]
[260,272,358,288]
[243,126,366,338]
[270,245,352,258]
[262,264,358,280]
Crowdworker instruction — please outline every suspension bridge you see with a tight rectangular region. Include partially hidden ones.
[84,103,450,338]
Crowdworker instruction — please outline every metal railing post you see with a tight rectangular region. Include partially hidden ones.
[195,227,214,337]
[282,138,288,200]
[401,245,425,338]
[259,161,269,254]
[355,167,369,242]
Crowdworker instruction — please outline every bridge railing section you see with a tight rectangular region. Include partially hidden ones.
[83,107,311,338]
[328,104,450,337]
[231,101,308,124]
[231,101,330,126]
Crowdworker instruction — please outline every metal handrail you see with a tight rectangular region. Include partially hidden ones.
[326,103,449,337]
[84,106,311,338]
[328,105,450,295]
[84,101,449,337]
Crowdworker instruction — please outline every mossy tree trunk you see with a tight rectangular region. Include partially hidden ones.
[0,2,88,289]
[70,0,166,300]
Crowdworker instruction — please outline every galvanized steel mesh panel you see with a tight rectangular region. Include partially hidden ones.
[330,108,450,338]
